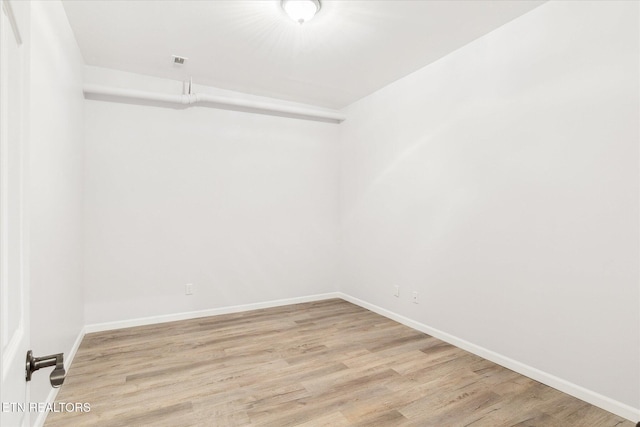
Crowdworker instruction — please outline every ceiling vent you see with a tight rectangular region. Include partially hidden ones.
[172,55,187,65]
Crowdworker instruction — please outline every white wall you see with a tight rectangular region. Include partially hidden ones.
[83,69,340,324]
[339,0,639,411]
[28,0,636,421]
[29,0,85,413]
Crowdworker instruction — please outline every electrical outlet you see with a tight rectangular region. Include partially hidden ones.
[412,291,419,304]
[185,283,193,295]
[394,285,400,297]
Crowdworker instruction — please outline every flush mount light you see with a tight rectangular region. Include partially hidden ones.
[281,0,321,25]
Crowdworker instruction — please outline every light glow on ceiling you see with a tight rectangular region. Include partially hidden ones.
[282,0,320,25]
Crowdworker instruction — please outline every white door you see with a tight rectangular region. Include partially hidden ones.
[0,1,31,426]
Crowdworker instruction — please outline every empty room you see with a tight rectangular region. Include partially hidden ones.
[0,0,638,426]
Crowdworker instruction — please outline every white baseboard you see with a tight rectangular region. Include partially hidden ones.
[338,292,640,423]
[36,292,639,424]
[84,292,341,334]
[33,326,86,427]
[33,293,339,426]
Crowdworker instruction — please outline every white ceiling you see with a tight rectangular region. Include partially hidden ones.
[62,0,545,109]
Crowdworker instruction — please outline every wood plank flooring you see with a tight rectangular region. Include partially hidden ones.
[44,299,633,426]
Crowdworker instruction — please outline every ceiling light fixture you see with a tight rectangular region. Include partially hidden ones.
[281,0,320,25]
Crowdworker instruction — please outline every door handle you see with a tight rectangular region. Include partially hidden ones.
[25,350,66,388]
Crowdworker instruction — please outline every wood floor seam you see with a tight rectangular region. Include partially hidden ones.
[44,299,633,427]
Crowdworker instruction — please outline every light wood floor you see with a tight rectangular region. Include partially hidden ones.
[45,299,633,426]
